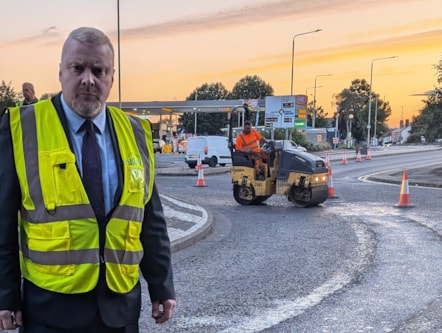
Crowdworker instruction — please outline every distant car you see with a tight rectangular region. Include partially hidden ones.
[274,140,307,152]
[153,139,165,153]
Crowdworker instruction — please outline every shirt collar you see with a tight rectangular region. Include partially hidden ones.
[60,94,106,134]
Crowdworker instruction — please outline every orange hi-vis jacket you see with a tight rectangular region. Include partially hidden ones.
[235,129,263,151]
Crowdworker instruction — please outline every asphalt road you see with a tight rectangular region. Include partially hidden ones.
[141,148,442,332]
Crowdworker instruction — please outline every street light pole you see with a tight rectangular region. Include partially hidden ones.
[290,29,322,96]
[367,56,398,145]
[374,96,378,145]
[347,112,354,148]
[312,74,332,128]
[194,90,197,135]
[334,110,339,149]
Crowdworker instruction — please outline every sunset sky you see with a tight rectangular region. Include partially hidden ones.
[1,0,441,127]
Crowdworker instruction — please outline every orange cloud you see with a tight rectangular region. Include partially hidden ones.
[115,0,421,41]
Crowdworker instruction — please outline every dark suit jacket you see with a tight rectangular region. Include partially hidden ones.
[0,94,175,329]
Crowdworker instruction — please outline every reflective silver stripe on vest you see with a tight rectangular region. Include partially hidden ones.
[22,245,100,265]
[20,106,44,210]
[104,248,144,265]
[19,106,96,222]
[128,116,150,203]
[237,133,247,146]
[21,204,95,223]
[112,205,144,222]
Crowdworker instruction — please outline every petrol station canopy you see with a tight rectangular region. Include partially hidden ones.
[107,99,263,118]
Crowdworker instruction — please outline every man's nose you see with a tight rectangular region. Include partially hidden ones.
[81,69,95,86]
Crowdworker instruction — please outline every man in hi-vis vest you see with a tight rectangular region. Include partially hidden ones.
[16,82,39,106]
[0,27,175,332]
[235,120,268,179]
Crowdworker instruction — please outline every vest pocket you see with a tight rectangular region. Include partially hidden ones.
[40,149,83,207]
[121,221,143,275]
[27,221,75,276]
[106,220,143,273]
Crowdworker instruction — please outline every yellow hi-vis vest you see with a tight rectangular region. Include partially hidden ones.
[16,99,39,107]
[8,99,155,294]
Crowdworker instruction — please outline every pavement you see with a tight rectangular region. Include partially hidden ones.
[156,162,229,253]
[158,145,442,253]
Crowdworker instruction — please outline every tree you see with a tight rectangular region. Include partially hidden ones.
[334,79,369,143]
[180,76,275,135]
[435,57,442,85]
[407,56,442,143]
[334,79,391,143]
[228,75,274,99]
[409,91,442,143]
[306,100,328,128]
[374,99,392,139]
[0,81,21,111]
[40,92,59,100]
[180,82,229,135]
[228,75,274,126]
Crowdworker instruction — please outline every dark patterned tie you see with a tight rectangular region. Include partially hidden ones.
[81,119,105,220]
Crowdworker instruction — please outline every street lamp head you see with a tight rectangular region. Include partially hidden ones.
[315,73,333,79]
[292,28,322,41]
[372,56,399,64]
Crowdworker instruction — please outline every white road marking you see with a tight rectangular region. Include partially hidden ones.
[174,221,373,333]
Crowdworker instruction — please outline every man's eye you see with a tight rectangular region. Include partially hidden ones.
[93,68,106,77]
[73,65,83,73]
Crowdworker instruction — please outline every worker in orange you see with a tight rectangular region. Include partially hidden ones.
[235,120,268,178]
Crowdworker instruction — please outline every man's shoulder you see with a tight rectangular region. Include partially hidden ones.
[251,128,262,136]
[107,106,152,131]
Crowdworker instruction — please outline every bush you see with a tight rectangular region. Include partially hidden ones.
[291,130,310,148]
[306,141,332,152]
[406,133,424,144]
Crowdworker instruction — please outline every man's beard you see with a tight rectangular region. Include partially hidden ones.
[71,97,102,119]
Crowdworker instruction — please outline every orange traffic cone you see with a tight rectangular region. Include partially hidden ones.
[325,152,330,168]
[366,147,372,160]
[355,149,362,162]
[327,166,339,199]
[394,171,414,208]
[194,154,207,187]
[341,151,347,165]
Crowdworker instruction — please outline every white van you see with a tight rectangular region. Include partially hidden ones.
[185,136,232,168]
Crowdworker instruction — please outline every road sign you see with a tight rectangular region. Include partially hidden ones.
[265,96,295,129]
